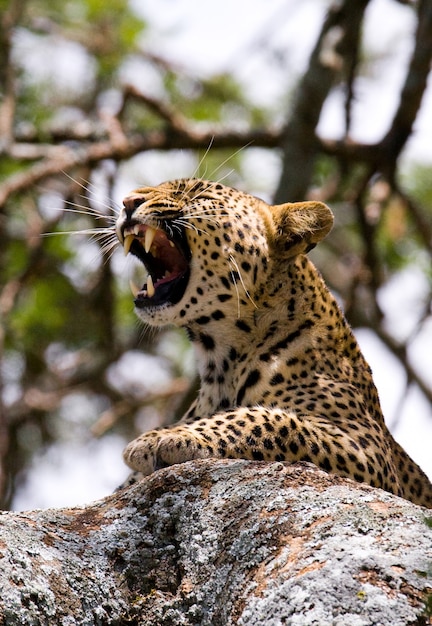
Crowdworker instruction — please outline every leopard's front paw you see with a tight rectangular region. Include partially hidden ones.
[123,429,162,475]
[123,427,212,475]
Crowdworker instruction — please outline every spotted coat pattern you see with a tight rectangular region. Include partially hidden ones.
[116,178,432,508]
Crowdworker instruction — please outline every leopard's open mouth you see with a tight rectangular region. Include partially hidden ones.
[120,223,190,308]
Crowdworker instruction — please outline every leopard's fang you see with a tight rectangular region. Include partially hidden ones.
[123,234,135,256]
[145,226,157,254]
[129,279,140,297]
[146,274,155,297]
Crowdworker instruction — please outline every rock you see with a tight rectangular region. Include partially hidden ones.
[0,460,431,625]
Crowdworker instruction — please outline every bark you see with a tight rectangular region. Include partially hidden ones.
[0,460,431,625]
[274,0,371,203]
[380,0,432,177]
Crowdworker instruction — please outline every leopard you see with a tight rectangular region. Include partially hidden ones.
[115,177,432,508]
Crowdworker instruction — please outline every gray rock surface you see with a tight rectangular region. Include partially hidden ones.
[0,460,431,625]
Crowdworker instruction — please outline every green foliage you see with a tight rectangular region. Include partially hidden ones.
[402,164,432,210]
[376,198,416,272]
[187,74,267,125]
[10,275,72,346]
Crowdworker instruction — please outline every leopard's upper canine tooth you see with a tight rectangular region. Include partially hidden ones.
[146,274,155,297]
[145,226,157,254]
[129,279,140,297]
[123,234,135,256]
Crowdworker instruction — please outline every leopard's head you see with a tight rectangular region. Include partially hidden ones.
[116,178,333,326]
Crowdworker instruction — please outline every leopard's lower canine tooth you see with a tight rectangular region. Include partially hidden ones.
[129,279,140,297]
[123,234,135,256]
[145,226,157,254]
[147,274,155,297]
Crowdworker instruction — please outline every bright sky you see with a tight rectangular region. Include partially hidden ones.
[133,0,431,159]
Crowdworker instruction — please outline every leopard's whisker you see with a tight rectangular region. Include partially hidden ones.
[61,205,118,223]
[209,143,252,182]
[61,171,120,217]
[42,227,117,238]
[228,253,258,311]
[228,256,242,319]
[71,194,118,217]
[99,240,121,261]
[174,218,209,238]
[191,137,214,181]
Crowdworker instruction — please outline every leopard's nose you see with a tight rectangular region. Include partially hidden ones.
[122,194,145,219]
[116,193,145,242]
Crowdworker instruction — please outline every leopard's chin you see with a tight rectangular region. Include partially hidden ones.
[121,223,191,309]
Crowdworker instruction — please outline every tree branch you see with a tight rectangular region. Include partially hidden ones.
[120,84,189,133]
[0,127,281,207]
[375,326,432,406]
[274,0,371,203]
[393,181,432,254]
[380,0,432,177]
[0,0,26,149]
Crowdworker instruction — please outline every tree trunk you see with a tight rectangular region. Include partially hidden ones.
[0,460,431,625]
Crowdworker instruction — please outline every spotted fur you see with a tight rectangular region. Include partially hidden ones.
[116,178,432,508]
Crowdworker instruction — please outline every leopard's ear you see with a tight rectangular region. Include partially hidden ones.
[269,200,334,258]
